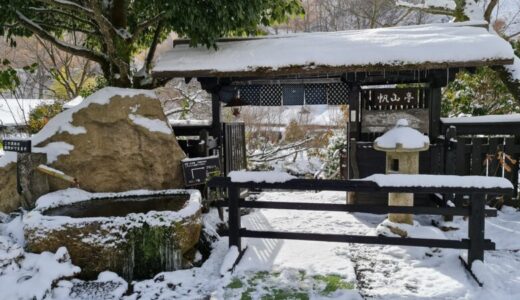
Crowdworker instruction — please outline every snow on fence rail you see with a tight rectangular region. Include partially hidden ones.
[208,172,513,285]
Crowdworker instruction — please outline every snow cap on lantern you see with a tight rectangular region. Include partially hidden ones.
[373,119,429,152]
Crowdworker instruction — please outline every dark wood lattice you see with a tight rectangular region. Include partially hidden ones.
[236,82,350,106]
[304,84,327,105]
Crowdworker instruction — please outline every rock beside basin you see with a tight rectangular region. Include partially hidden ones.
[0,87,186,213]
[24,189,202,281]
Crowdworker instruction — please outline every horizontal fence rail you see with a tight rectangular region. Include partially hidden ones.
[213,199,498,217]
[208,177,512,195]
[209,176,512,284]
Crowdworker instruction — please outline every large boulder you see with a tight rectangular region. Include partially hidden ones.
[0,159,22,213]
[0,87,186,213]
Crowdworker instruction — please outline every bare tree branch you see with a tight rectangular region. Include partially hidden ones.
[484,0,500,23]
[15,10,108,65]
[28,7,97,28]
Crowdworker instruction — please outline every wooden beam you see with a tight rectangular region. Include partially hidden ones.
[238,229,495,250]
[441,122,520,135]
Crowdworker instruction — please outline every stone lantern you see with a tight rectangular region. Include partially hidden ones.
[373,119,429,226]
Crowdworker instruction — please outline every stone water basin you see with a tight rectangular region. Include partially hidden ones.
[23,188,202,281]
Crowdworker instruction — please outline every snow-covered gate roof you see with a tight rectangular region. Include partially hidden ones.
[153,22,515,78]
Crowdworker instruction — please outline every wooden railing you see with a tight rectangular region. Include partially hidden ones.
[208,176,512,285]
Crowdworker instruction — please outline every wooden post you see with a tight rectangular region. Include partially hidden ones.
[17,153,49,210]
[347,139,359,204]
[348,85,360,141]
[429,87,442,140]
[211,93,222,139]
[199,129,210,156]
[228,186,241,250]
[455,137,467,206]
[468,193,485,266]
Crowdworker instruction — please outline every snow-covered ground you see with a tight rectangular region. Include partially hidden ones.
[2,191,520,299]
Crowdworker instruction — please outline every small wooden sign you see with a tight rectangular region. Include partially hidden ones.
[182,155,221,186]
[362,88,425,109]
[2,139,32,153]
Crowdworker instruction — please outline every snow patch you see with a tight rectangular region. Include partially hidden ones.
[220,246,240,275]
[63,96,84,109]
[363,174,513,189]
[507,55,520,82]
[34,187,200,213]
[33,142,74,163]
[129,113,172,134]
[0,98,55,127]
[169,119,212,126]
[0,152,16,168]
[0,247,80,300]
[442,113,520,124]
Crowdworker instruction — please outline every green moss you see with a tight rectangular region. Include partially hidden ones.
[226,270,354,299]
[129,224,181,279]
[313,274,355,295]
[228,278,244,289]
[240,287,256,300]
[261,289,309,300]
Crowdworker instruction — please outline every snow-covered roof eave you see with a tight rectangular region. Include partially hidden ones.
[153,22,516,79]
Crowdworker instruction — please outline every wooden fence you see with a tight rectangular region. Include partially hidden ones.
[442,125,520,204]
[208,176,511,285]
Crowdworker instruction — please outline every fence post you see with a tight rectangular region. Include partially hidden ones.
[444,126,457,215]
[468,193,485,266]
[228,185,242,250]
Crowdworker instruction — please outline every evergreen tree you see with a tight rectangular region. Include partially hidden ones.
[0,1,303,88]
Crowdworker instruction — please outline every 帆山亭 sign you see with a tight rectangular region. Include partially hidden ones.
[2,139,31,153]
[182,156,221,186]
[362,88,425,109]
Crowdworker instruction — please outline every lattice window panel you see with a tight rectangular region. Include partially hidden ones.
[283,85,305,106]
[259,85,282,106]
[304,84,327,105]
[327,83,350,105]
[238,85,261,105]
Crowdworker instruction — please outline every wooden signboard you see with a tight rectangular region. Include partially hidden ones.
[2,139,32,153]
[360,87,430,135]
[362,88,426,109]
[182,155,221,186]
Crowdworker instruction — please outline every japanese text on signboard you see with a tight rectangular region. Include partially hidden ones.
[362,88,425,109]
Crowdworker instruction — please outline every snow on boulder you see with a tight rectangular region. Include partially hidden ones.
[374,119,429,152]
[0,87,186,213]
